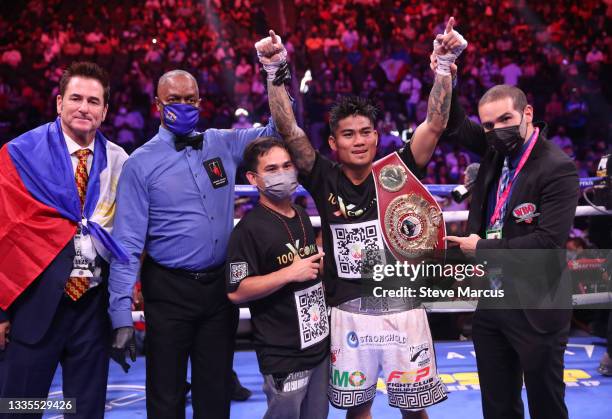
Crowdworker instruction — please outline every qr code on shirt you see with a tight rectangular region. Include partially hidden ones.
[294,282,329,349]
[330,220,386,279]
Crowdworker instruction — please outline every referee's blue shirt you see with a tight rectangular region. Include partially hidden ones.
[109,123,277,328]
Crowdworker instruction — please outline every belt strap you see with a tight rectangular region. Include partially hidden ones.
[145,256,224,282]
[338,296,419,315]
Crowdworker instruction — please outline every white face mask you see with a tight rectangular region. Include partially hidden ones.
[258,170,299,201]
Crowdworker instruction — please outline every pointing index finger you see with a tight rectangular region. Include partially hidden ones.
[445,16,455,34]
[269,29,278,43]
[443,235,462,242]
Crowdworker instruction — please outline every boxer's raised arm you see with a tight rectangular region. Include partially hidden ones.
[410,17,467,168]
[410,73,453,168]
[267,82,315,175]
[256,30,315,175]
[410,17,467,167]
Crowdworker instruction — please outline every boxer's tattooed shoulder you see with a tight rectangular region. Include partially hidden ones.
[268,82,316,174]
[426,74,452,129]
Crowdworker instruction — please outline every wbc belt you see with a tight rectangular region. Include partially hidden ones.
[372,152,446,262]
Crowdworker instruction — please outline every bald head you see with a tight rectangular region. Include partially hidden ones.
[157,70,198,97]
[155,70,201,129]
[155,70,201,122]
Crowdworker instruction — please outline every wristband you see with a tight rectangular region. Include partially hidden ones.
[257,48,288,81]
[436,53,455,76]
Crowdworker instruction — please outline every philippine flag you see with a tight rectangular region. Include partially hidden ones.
[0,118,128,310]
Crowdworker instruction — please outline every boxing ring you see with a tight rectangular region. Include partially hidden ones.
[49,179,612,419]
[131,177,612,323]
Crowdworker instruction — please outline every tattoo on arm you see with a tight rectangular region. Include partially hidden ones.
[267,81,316,174]
[426,74,452,132]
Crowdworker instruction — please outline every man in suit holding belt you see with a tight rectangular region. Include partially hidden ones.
[437,42,580,417]
[0,62,128,419]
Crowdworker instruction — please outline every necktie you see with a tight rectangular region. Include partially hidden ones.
[65,149,92,301]
[496,157,511,227]
[490,157,510,291]
[174,133,203,151]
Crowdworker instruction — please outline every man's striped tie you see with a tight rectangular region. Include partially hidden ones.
[65,149,92,301]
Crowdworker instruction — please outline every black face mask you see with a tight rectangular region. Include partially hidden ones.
[485,114,526,156]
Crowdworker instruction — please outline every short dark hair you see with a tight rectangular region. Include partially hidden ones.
[479,84,528,113]
[59,61,110,105]
[243,137,289,172]
[329,95,378,134]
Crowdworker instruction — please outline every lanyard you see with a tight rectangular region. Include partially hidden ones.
[260,203,307,248]
[489,127,539,227]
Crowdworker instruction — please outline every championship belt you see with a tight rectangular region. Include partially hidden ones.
[372,152,446,262]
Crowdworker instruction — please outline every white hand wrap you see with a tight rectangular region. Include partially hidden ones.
[433,29,468,76]
[255,36,288,81]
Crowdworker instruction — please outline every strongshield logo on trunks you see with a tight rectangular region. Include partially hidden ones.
[346,331,408,348]
[346,331,359,348]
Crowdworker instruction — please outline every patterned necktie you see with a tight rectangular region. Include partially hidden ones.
[65,149,92,301]
[74,149,91,208]
[490,157,511,291]
[496,157,511,227]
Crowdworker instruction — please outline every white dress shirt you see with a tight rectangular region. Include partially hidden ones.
[63,131,95,175]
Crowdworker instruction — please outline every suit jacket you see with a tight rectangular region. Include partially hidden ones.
[1,241,109,345]
[444,94,579,333]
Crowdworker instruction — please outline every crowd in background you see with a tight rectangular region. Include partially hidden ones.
[0,0,610,241]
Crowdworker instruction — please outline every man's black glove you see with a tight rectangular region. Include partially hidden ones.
[110,326,136,373]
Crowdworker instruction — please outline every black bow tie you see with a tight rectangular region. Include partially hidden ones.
[174,133,203,151]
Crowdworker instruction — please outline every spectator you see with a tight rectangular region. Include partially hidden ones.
[545,92,565,125]
[1,47,22,68]
[399,72,422,121]
[500,57,522,86]
[565,88,589,139]
[551,125,573,149]
[586,45,605,66]
[0,0,607,188]
[340,23,359,51]
[377,121,402,158]
[231,108,253,129]
[479,57,500,89]
[235,56,252,79]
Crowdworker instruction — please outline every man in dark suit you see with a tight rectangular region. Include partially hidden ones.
[0,245,111,419]
[443,82,579,418]
[0,62,128,419]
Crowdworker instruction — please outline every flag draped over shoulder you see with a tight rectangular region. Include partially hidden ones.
[0,118,128,310]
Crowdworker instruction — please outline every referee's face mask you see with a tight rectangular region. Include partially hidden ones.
[155,72,201,136]
[160,102,199,136]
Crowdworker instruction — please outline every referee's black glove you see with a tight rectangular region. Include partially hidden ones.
[111,326,136,373]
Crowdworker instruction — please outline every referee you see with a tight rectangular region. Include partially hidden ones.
[108,69,277,418]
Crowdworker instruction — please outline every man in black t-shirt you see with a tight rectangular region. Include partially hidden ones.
[226,137,328,419]
[256,20,467,418]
